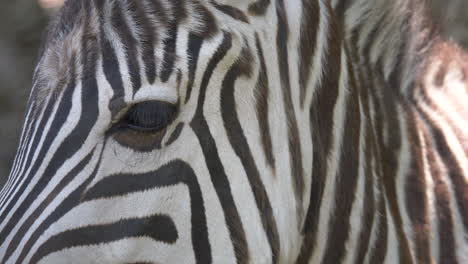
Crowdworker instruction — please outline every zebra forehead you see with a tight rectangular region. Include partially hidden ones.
[47,0,221,38]
[38,0,274,63]
[32,0,223,100]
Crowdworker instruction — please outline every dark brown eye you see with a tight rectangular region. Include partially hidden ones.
[111,101,178,152]
[121,101,177,132]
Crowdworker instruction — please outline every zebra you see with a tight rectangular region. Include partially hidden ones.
[0,0,467,263]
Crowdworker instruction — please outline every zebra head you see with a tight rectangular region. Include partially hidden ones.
[0,0,315,263]
[2,0,468,263]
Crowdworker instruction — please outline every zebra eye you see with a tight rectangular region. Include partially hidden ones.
[110,101,178,151]
[121,101,177,132]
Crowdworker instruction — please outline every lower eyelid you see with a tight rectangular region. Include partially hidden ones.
[112,126,168,152]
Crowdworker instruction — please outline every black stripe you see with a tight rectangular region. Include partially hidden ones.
[190,33,249,263]
[31,215,177,264]
[367,189,388,263]
[170,0,188,21]
[211,1,249,23]
[360,15,386,63]
[145,0,170,26]
[366,125,388,264]
[431,155,458,264]
[185,33,203,104]
[165,122,185,146]
[353,61,376,263]
[299,0,319,107]
[333,0,353,18]
[276,0,305,224]
[429,118,468,231]
[129,0,159,84]
[160,0,188,82]
[221,44,280,264]
[192,3,218,38]
[404,110,431,263]
[81,160,211,264]
[111,1,142,92]
[353,136,376,263]
[254,34,275,171]
[248,0,271,16]
[160,22,178,82]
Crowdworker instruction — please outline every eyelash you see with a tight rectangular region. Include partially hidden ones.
[115,101,177,133]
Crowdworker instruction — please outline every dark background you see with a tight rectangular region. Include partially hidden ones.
[0,0,467,186]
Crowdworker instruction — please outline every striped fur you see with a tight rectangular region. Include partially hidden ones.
[0,0,466,263]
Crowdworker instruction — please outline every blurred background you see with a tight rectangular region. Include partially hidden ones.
[0,0,467,187]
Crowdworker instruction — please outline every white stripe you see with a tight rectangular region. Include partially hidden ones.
[416,114,440,262]
[383,194,400,264]
[343,91,367,264]
[394,104,416,262]
[305,0,330,105]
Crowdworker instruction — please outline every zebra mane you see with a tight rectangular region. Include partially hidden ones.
[336,0,439,96]
[32,0,88,105]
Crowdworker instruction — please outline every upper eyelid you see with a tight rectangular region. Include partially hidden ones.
[111,98,177,122]
[109,100,177,132]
